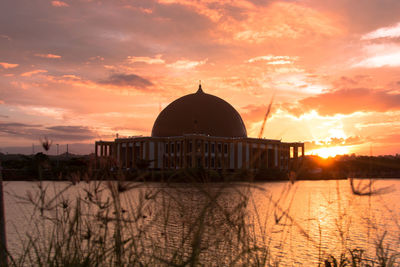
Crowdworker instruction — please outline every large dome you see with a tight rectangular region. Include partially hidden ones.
[151,85,247,138]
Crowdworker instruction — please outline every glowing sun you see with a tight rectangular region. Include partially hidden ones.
[309,146,349,158]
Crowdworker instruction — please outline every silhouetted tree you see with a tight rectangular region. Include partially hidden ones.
[40,136,53,153]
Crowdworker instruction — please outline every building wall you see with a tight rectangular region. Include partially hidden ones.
[95,135,304,171]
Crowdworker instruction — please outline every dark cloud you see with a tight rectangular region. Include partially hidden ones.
[332,75,372,89]
[47,125,94,134]
[99,73,153,89]
[0,122,42,135]
[1,143,95,155]
[206,2,249,21]
[311,0,400,33]
[0,122,97,142]
[246,0,299,7]
[0,0,217,67]
[289,88,400,116]
[0,122,41,128]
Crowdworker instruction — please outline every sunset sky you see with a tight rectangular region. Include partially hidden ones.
[1,0,400,156]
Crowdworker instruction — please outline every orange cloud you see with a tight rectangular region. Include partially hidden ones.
[241,104,269,123]
[167,59,207,69]
[353,43,400,68]
[305,136,363,151]
[0,35,11,41]
[20,69,48,77]
[0,62,19,69]
[224,2,343,43]
[292,88,400,116]
[127,54,165,64]
[35,53,61,59]
[362,21,400,40]
[51,1,69,7]
[247,55,298,65]
[371,134,400,144]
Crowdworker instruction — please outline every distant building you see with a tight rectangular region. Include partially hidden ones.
[95,85,304,171]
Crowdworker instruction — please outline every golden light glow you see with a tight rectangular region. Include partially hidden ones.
[2,0,400,155]
[308,146,349,158]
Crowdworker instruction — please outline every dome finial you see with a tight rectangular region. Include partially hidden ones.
[197,80,203,93]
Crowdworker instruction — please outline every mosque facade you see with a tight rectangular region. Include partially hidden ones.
[95,85,304,171]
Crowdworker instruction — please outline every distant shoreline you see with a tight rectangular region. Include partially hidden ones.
[2,170,399,183]
[2,152,400,182]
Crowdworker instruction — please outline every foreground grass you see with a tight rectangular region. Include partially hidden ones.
[4,170,400,266]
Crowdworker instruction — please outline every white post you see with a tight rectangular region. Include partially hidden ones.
[0,162,8,266]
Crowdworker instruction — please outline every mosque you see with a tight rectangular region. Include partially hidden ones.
[95,85,304,171]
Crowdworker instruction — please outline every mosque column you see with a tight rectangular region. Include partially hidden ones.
[167,141,171,169]
[154,141,158,169]
[183,140,186,168]
[294,146,298,160]
[180,140,183,168]
[125,142,128,168]
[95,143,98,168]
[234,142,238,169]
[118,142,123,164]
[201,140,205,167]
[112,143,116,160]
[221,142,225,170]
[242,142,246,169]
[302,144,305,157]
[223,142,226,169]
[174,141,176,168]
[257,143,261,169]
[265,143,269,168]
[171,141,174,169]
[116,142,120,163]
[277,144,281,169]
[270,144,274,168]
[140,142,144,160]
[132,141,136,168]
[119,143,122,165]
[119,142,122,165]
[191,138,195,168]
[131,141,135,168]
[145,141,150,161]
[249,142,253,169]
[207,141,211,169]
[227,141,231,169]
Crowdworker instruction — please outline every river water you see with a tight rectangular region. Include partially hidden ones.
[3,179,400,266]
